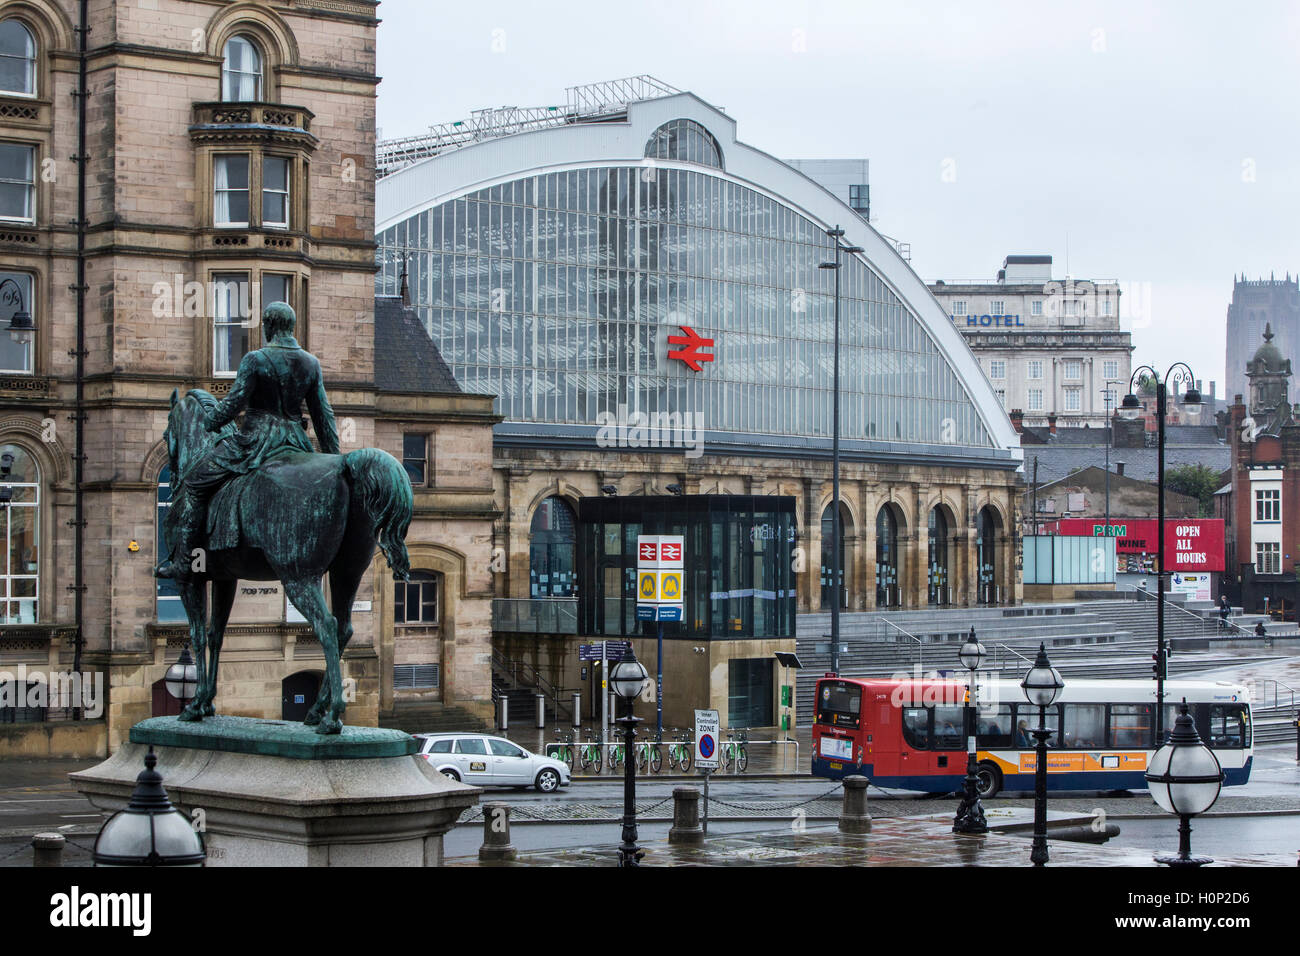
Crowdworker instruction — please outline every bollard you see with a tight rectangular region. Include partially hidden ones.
[479,802,517,862]
[536,693,545,729]
[32,832,65,867]
[572,692,582,729]
[667,787,704,845]
[839,775,872,834]
[498,696,508,732]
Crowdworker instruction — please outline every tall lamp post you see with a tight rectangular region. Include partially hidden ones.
[953,627,988,834]
[1119,364,1203,742]
[819,225,863,675]
[1145,702,1223,866]
[1102,380,1124,536]
[610,649,650,867]
[1020,643,1064,866]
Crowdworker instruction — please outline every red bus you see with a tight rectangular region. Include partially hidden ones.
[811,676,1254,796]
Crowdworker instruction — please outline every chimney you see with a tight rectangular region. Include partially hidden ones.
[1115,462,1125,477]
[1009,409,1024,433]
[1047,413,1057,435]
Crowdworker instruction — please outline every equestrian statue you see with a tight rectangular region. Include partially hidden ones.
[156,302,413,734]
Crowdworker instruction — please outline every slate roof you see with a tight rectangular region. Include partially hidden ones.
[1020,442,1231,486]
[373,296,462,394]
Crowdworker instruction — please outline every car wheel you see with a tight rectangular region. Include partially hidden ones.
[535,768,561,793]
[441,768,461,782]
[975,762,1001,799]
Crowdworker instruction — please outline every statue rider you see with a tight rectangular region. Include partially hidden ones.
[155,302,340,581]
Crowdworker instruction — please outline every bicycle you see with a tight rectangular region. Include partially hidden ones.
[667,727,693,773]
[551,730,575,771]
[578,731,603,775]
[636,730,663,774]
[718,728,748,774]
[607,736,625,771]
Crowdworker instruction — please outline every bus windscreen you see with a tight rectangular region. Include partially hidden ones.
[817,682,862,729]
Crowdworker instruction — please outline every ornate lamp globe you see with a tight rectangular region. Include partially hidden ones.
[1118,393,1144,421]
[1146,703,1223,816]
[1020,643,1064,707]
[610,652,649,700]
[6,307,32,345]
[1180,386,1204,423]
[164,644,198,704]
[93,747,205,867]
[958,627,986,672]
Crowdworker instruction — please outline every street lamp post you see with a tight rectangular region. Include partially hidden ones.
[953,627,988,834]
[1145,701,1224,866]
[92,747,205,866]
[819,226,863,675]
[610,650,650,867]
[1120,365,1203,742]
[1020,643,1064,866]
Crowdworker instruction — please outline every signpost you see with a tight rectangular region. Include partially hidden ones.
[580,642,630,740]
[637,534,684,738]
[695,708,719,835]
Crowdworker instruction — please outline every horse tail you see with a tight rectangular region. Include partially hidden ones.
[343,448,413,580]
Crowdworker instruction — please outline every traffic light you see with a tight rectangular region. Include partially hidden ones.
[1151,653,1162,678]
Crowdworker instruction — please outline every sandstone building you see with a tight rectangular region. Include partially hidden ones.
[0,0,496,756]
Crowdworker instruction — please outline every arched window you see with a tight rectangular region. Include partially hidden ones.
[0,19,36,96]
[221,35,263,102]
[875,505,899,608]
[928,507,950,606]
[644,119,723,168]
[530,497,576,597]
[977,506,1001,605]
[820,502,851,611]
[0,443,37,623]
[156,465,185,622]
[394,570,439,624]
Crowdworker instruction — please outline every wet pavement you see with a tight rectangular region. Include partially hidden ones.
[454,816,1293,867]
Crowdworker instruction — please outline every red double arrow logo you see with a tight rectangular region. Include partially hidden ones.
[667,325,715,372]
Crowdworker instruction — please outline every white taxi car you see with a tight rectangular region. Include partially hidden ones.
[413,732,571,792]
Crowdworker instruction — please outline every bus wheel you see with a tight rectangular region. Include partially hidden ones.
[975,762,1002,799]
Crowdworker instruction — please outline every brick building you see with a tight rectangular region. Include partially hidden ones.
[1225,325,1300,617]
[0,0,495,756]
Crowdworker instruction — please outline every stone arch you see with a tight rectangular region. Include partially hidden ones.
[0,1,76,56]
[874,501,906,608]
[140,438,171,485]
[206,2,300,100]
[0,417,68,485]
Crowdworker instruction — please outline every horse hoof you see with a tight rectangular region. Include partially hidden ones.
[178,706,203,722]
[202,703,216,717]
[303,710,322,726]
[314,718,342,735]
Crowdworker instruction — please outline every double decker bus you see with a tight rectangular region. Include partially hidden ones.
[811,676,1253,797]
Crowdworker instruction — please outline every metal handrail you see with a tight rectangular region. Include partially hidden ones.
[491,649,575,720]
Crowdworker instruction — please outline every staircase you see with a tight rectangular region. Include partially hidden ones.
[492,651,573,726]
[793,595,1290,727]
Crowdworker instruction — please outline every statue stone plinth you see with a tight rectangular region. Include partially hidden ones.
[71,716,479,867]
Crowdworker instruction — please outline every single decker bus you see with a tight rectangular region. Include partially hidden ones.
[811,676,1252,797]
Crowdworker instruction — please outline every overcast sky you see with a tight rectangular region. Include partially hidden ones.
[376,0,1300,397]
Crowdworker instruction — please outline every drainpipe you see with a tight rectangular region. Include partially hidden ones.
[69,0,89,705]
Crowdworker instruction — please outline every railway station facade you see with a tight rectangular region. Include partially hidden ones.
[376,80,1025,728]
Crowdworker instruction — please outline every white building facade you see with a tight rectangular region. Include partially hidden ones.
[928,256,1133,428]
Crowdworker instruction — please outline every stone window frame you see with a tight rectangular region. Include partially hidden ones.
[220,33,264,103]
[0,267,34,375]
[401,430,432,488]
[394,570,440,626]
[198,264,307,380]
[0,137,35,225]
[0,17,36,99]
[210,148,300,232]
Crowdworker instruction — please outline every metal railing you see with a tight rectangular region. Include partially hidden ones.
[545,735,800,774]
[491,648,576,723]
[491,597,578,634]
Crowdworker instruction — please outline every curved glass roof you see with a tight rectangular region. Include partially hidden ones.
[378,162,993,450]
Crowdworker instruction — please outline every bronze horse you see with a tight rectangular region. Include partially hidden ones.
[162,388,413,733]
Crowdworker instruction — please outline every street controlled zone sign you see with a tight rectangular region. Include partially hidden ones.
[694,708,719,770]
